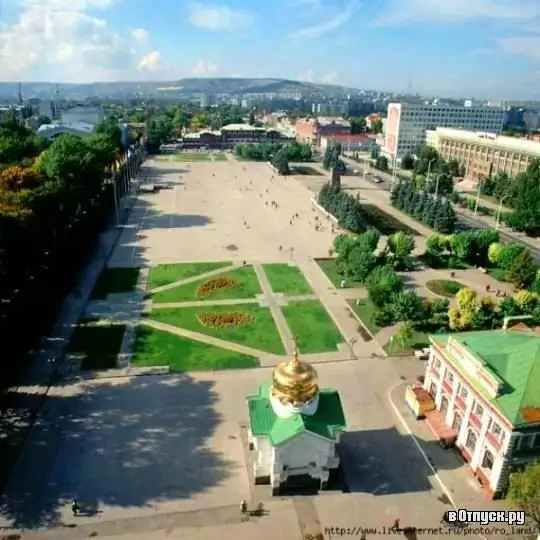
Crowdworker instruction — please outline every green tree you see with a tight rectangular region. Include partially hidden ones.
[401,154,414,170]
[385,231,415,270]
[498,243,526,271]
[346,245,376,282]
[272,148,290,175]
[507,249,537,289]
[507,461,540,533]
[376,155,389,170]
[433,199,456,234]
[390,290,422,321]
[370,146,379,159]
[350,117,366,134]
[371,118,383,134]
[94,119,124,153]
[248,111,255,125]
[506,159,540,235]
[357,229,380,252]
[394,321,414,348]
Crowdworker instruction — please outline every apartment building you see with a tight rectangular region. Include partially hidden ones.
[427,127,540,182]
[382,102,506,161]
[295,117,351,146]
[320,134,376,152]
[407,321,540,499]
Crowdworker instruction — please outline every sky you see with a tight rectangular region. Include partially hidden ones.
[0,0,540,99]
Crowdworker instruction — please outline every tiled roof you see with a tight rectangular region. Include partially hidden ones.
[431,329,540,427]
[323,134,370,141]
[247,381,346,445]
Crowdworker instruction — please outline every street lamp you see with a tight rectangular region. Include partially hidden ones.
[496,195,510,229]
[434,173,446,199]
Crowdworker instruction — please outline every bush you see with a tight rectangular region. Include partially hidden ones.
[196,277,241,297]
[196,311,255,328]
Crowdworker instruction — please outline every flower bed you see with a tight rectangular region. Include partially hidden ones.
[196,277,241,297]
[196,311,256,328]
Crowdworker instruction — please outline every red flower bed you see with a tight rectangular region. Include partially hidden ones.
[196,277,241,297]
[196,311,255,328]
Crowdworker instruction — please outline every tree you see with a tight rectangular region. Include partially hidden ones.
[488,242,503,265]
[449,288,479,330]
[390,290,422,322]
[346,245,376,282]
[507,461,540,535]
[248,111,255,125]
[371,118,383,134]
[394,321,414,348]
[272,149,290,176]
[433,199,456,234]
[376,155,389,170]
[357,229,380,252]
[370,146,379,159]
[499,243,526,271]
[506,159,540,235]
[94,119,124,153]
[401,154,414,170]
[350,117,366,134]
[507,249,537,289]
[450,231,475,263]
[385,231,415,270]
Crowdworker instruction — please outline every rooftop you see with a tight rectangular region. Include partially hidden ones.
[323,134,371,141]
[431,328,540,427]
[221,123,266,132]
[37,121,95,134]
[432,127,540,158]
[247,381,346,445]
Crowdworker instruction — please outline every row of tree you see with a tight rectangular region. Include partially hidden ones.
[390,181,456,234]
[317,183,365,233]
[0,120,134,386]
[322,142,346,172]
[233,141,312,162]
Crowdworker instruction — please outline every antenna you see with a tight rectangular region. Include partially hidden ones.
[17,81,23,105]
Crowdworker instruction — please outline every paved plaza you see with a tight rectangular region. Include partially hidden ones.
[0,157,516,539]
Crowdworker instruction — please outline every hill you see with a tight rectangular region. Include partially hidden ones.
[0,77,356,100]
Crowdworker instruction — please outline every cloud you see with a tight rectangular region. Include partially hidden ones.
[130,27,149,43]
[373,0,540,27]
[187,2,253,30]
[321,72,338,83]
[290,0,361,39]
[299,70,315,82]
[0,0,163,81]
[138,50,162,71]
[498,36,540,60]
[192,59,218,75]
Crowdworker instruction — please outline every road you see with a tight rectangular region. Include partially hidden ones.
[341,155,540,262]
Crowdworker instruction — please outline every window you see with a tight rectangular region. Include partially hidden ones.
[465,430,478,452]
[445,371,454,385]
[474,402,484,418]
[458,385,468,400]
[520,435,534,449]
[434,358,441,370]
[533,434,540,448]
[482,450,494,471]
[491,422,502,438]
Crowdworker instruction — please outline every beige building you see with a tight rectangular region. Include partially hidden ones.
[427,127,540,182]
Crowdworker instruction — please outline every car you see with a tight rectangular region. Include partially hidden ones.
[414,347,430,360]
[353,169,359,174]
[373,177,382,183]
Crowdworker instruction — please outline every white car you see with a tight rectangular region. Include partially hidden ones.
[414,348,430,360]
[373,177,382,183]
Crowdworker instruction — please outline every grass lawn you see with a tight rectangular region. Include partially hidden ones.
[426,279,465,298]
[67,322,126,370]
[147,304,285,354]
[315,258,363,288]
[487,267,508,283]
[347,299,381,335]
[263,264,312,295]
[384,330,430,355]
[281,300,344,353]
[360,204,419,236]
[147,261,231,289]
[173,152,212,161]
[291,165,323,176]
[91,267,140,299]
[211,153,228,161]
[151,265,261,302]
[131,326,259,371]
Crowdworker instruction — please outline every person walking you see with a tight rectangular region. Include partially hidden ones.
[71,499,80,517]
[240,500,247,514]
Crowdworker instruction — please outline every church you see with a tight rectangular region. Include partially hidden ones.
[247,347,347,494]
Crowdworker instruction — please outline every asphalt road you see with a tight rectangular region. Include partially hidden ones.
[343,158,540,262]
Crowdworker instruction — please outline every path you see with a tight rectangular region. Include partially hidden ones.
[253,264,295,355]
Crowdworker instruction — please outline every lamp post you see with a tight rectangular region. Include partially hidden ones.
[434,173,446,199]
[473,177,483,217]
[496,195,510,229]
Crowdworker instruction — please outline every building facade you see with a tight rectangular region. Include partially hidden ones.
[427,127,540,182]
[320,134,376,152]
[411,323,540,499]
[221,124,284,144]
[60,106,105,125]
[295,118,351,146]
[382,102,506,161]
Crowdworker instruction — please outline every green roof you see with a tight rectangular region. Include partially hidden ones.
[430,329,540,427]
[247,381,346,446]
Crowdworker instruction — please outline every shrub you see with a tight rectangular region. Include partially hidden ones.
[196,311,255,328]
[197,277,241,297]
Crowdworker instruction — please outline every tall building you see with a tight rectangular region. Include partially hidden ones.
[382,102,507,161]
[427,127,540,182]
[407,320,540,499]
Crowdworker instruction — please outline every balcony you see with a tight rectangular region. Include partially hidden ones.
[425,410,457,448]
[442,380,453,394]
[485,431,502,451]
[469,413,482,431]
[455,396,467,411]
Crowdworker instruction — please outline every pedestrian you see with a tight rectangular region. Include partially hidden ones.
[392,518,400,531]
[279,245,282,251]
[240,499,247,514]
[71,499,80,516]
[340,279,346,289]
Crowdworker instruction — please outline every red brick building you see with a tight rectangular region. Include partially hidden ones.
[295,117,351,146]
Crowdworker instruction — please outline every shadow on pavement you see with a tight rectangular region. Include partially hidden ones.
[0,374,232,530]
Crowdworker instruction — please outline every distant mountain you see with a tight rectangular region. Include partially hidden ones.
[0,77,358,100]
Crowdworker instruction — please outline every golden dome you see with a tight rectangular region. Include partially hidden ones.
[271,345,319,404]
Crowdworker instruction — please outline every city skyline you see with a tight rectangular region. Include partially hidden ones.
[0,0,539,99]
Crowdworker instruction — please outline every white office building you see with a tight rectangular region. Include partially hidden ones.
[382,102,507,162]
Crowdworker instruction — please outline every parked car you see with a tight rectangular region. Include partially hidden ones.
[414,347,430,360]
[373,176,382,183]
